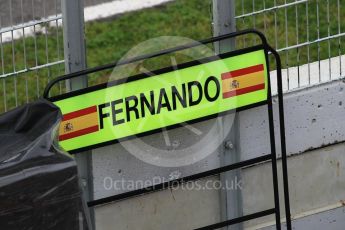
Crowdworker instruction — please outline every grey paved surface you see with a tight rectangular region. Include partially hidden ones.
[0,0,116,28]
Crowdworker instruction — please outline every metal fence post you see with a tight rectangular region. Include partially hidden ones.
[61,0,94,229]
[213,1,243,229]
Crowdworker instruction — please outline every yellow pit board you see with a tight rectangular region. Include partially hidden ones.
[52,47,268,153]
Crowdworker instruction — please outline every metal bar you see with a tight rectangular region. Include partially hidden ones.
[43,0,51,83]
[0,60,65,79]
[9,0,18,107]
[235,0,307,19]
[21,0,29,103]
[212,0,236,52]
[295,0,300,87]
[284,0,289,90]
[0,18,7,112]
[327,0,331,80]
[268,46,292,230]
[61,0,93,229]
[265,50,282,230]
[276,33,345,53]
[0,16,62,35]
[338,0,342,77]
[194,209,276,230]
[32,0,40,98]
[274,0,278,49]
[62,1,87,90]
[252,0,256,44]
[88,154,272,207]
[55,0,63,93]
[212,1,241,230]
[316,0,321,82]
[306,1,311,85]
[263,0,267,36]
[241,0,246,47]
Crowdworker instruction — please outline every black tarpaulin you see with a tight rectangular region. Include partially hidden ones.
[0,99,90,230]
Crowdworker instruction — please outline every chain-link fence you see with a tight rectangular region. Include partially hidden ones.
[235,0,345,93]
[0,0,65,113]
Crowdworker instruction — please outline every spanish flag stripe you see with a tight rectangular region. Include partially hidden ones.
[59,125,99,141]
[221,64,264,80]
[223,83,265,99]
[59,112,99,135]
[222,72,265,93]
[59,105,99,141]
[62,105,97,121]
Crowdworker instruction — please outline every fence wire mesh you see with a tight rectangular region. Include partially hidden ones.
[235,0,345,93]
[0,0,64,113]
[0,0,344,113]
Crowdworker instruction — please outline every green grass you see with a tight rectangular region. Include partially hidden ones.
[0,0,344,113]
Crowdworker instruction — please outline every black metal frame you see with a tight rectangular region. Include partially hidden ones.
[45,45,268,154]
[44,29,291,230]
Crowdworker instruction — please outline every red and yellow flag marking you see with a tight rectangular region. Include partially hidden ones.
[221,64,265,99]
[59,106,99,141]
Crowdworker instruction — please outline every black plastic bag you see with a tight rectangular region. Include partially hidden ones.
[0,99,90,230]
